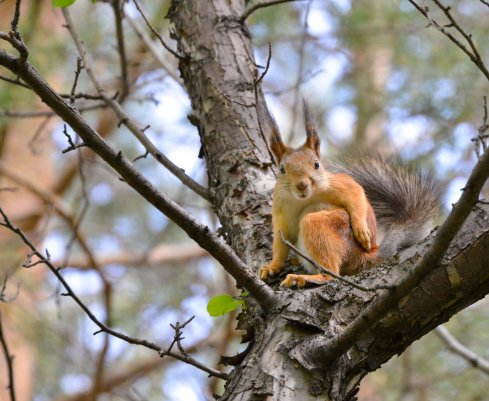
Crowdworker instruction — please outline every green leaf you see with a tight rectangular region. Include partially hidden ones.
[207,294,244,317]
[52,0,77,8]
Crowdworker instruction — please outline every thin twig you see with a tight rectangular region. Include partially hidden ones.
[0,47,279,310]
[255,42,272,87]
[125,13,183,87]
[111,0,130,98]
[0,313,17,401]
[0,103,107,118]
[69,57,84,106]
[480,0,489,8]
[278,231,391,292]
[132,0,183,59]
[240,0,308,22]
[0,208,229,380]
[62,8,211,201]
[161,316,195,359]
[434,325,489,375]
[408,0,489,81]
[1,0,28,65]
[0,74,30,89]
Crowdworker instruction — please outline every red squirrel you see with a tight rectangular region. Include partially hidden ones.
[259,101,440,288]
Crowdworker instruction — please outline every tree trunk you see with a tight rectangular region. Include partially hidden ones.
[168,1,489,400]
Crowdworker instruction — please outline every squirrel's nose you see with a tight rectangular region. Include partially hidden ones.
[295,180,308,191]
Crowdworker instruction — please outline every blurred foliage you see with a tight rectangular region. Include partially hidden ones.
[0,0,488,400]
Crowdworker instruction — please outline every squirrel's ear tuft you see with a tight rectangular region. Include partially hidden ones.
[303,99,320,156]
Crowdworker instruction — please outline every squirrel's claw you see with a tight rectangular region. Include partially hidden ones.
[259,264,280,280]
[353,223,371,251]
[280,274,306,288]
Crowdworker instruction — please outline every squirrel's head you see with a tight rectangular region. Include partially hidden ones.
[265,100,325,200]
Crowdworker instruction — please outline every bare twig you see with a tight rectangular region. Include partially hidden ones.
[160,316,195,358]
[0,103,107,118]
[69,57,84,106]
[0,0,28,65]
[278,231,391,292]
[125,13,183,87]
[62,125,87,153]
[0,74,29,89]
[0,208,228,380]
[0,313,16,401]
[473,96,489,157]
[62,8,211,202]
[132,0,183,59]
[0,160,97,270]
[255,42,272,87]
[408,0,489,81]
[0,48,279,310]
[111,0,130,98]
[240,0,308,22]
[434,325,489,375]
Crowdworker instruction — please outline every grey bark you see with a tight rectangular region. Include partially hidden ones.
[168,1,489,400]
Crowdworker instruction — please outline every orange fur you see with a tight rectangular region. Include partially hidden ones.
[259,113,378,288]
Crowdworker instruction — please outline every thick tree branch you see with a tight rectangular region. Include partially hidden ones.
[302,145,489,368]
[0,49,278,310]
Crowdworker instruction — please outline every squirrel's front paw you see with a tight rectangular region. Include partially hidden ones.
[259,264,281,280]
[280,274,306,288]
[352,222,371,251]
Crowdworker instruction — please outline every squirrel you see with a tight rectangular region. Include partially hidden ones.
[258,101,440,288]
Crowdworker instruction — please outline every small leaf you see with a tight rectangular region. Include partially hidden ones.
[52,0,77,8]
[207,294,243,317]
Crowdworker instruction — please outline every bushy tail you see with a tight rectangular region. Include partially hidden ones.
[327,157,442,257]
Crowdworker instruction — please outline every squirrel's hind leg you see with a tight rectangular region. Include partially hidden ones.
[281,209,350,288]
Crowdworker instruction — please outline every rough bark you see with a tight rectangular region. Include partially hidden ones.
[168,1,489,400]
[168,0,275,269]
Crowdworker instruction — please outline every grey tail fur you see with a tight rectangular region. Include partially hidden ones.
[327,157,442,258]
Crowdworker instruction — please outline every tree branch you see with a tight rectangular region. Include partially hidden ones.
[61,8,211,202]
[240,0,308,22]
[0,208,228,380]
[0,313,16,401]
[408,0,489,81]
[110,0,130,98]
[301,143,489,368]
[434,325,489,375]
[0,49,279,309]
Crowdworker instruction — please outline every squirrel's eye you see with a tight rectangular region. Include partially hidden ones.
[314,160,320,169]
[280,165,285,174]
